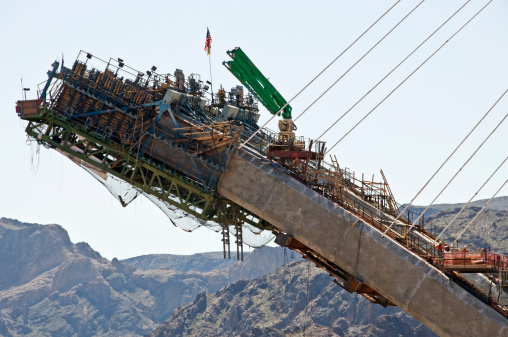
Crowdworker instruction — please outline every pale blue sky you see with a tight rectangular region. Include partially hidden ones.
[1,0,506,259]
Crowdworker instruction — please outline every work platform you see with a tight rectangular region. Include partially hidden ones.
[443,252,508,273]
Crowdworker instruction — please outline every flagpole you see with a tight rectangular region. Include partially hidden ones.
[208,53,214,104]
[205,27,214,104]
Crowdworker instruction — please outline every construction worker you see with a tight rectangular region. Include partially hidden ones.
[437,243,444,257]
[461,246,468,253]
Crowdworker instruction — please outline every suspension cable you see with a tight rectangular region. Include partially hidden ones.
[452,177,508,246]
[326,0,494,156]
[236,1,402,150]
[434,154,508,244]
[404,111,508,234]
[380,84,506,237]
[315,0,470,141]
[293,0,426,123]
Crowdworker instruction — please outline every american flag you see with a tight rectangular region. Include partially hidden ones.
[204,28,212,55]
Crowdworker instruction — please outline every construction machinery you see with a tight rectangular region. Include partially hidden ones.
[223,47,292,119]
[223,47,310,162]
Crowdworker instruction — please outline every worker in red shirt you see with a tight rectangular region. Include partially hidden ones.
[437,243,444,257]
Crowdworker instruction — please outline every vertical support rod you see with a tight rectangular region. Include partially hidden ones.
[222,224,230,259]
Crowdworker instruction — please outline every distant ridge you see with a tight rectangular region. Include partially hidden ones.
[122,252,244,273]
[408,195,508,216]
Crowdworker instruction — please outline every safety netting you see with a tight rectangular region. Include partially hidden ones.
[82,165,274,248]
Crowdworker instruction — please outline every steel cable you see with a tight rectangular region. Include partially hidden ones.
[293,0,426,123]
[452,177,508,246]
[326,0,495,156]
[236,0,402,150]
[404,111,508,234]
[434,154,508,244]
[382,85,506,237]
[315,0,470,141]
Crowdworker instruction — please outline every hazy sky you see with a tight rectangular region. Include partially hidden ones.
[1,0,506,260]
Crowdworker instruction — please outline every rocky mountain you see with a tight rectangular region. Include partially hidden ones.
[147,261,436,337]
[427,207,508,254]
[1,196,506,336]
[0,217,297,337]
[408,196,508,253]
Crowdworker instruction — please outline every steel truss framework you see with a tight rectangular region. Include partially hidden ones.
[24,110,271,232]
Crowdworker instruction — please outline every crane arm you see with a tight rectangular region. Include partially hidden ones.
[223,47,292,119]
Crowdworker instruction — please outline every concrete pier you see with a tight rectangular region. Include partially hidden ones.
[218,151,508,337]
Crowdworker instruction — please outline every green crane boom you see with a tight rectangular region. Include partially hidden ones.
[223,47,292,119]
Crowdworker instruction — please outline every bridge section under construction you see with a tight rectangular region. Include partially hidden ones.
[15,50,508,337]
[220,150,508,337]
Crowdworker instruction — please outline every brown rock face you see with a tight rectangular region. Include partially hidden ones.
[2,198,506,336]
[147,261,438,337]
[0,217,298,337]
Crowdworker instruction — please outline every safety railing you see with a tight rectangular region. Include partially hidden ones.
[443,252,508,271]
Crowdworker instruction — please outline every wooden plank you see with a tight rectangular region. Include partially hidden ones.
[193,138,232,155]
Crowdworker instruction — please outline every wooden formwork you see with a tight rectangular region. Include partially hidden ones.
[16,99,43,117]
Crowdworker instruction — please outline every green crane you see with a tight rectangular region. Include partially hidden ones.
[223,47,292,119]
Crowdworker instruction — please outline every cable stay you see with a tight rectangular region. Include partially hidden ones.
[293,0,426,123]
[315,0,471,141]
[434,154,508,244]
[380,84,505,237]
[325,0,495,157]
[236,0,402,150]
[404,110,508,234]
[452,177,508,246]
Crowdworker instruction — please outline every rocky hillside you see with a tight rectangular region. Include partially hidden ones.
[427,207,508,254]
[408,196,508,253]
[1,196,506,336]
[147,261,436,337]
[0,218,297,337]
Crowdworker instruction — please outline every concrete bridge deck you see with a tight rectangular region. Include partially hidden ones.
[218,150,508,337]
